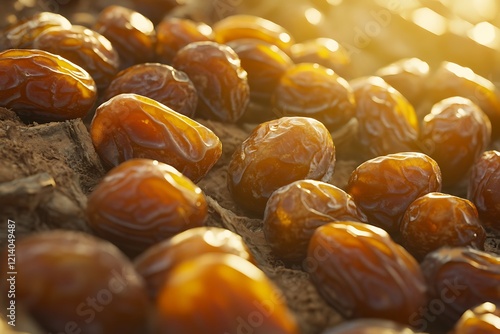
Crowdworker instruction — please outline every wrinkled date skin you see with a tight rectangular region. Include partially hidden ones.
[375,57,430,107]
[155,254,299,334]
[263,179,367,265]
[90,93,222,182]
[134,226,254,300]
[273,63,356,132]
[0,49,97,122]
[306,222,427,323]
[173,41,250,123]
[425,61,500,136]
[87,159,208,256]
[468,150,500,231]
[346,152,442,234]
[0,231,150,334]
[420,247,500,327]
[0,12,72,50]
[102,63,198,117]
[420,97,491,186]
[155,17,214,64]
[452,302,500,334]
[400,192,486,260]
[350,76,420,158]
[212,14,295,55]
[33,25,120,90]
[227,38,293,106]
[290,37,353,79]
[228,116,336,216]
[321,319,419,334]
[94,5,156,69]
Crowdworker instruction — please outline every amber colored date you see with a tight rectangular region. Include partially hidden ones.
[0,231,150,333]
[420,247,500,327]
[155,17,214,64]
[87,159,208,256]
[33,25,120,90]
[0,49,97,122]
[307,222,427,323]
[155,253,299,334]
[227,116,336,215]
[468,150,500,231]
[0,12,71,50]
[346,152,442,234]
[90,93,221,182]
[273,63,356,131]
[102,63,198,117]
[263,179,367,264]
[172,41,250,123]
[321,319,419,334]
[420,97,491,186]
[400,192,486,260]
[350,76,420,157]
[452,302,500,334]
[94,5,156,69]
[212,14,295,55]
[134,226,254,299]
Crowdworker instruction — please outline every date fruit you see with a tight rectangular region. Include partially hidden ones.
[155,253,299,334]
[172,41,250,122]
[90,93,221,181]
[420,97,491,186]
[272,63,356,131]
[0,230,150,333]
[400,192,486,260]
[452,302,500,334]
[321,319,419,334]
[0,49,97,122]
[420,247,500,326]
[134,226,254,299]
[468,150,500,231]
[346,152,442,234]
[102,63,197,117]
[33,25,120,90]
[263,179,367,264]
[87,159,208,256]
[306,222,427,323]
[228,116,336,215]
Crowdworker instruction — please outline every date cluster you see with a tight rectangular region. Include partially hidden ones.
[0,3,500,334]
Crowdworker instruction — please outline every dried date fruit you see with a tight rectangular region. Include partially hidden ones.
[291,37,353,79]
[87,159,208,256]
[90,93,222,181]
[0,49,97,122]
[227,116,336,215]
[263,179,367,265]
[468,150,500,231]
[375,57,430,106]
[306,222,427,323]
[0,12,71,50]
[0,230,150,333]
[94,5,156,69]
[155,253,299,334]
[134,226,254,299]
[321,319,419,334]
[132,0,182,24]
[102,63,197,117]
[33,25,120,90]
[452,302,500,334]
[212,14,295,55]
[419,247,500,327]
[272,63,356,131]
[346,152,442,234]
[400,192,486,260]
[155,17,213,64]
[172,41,250,122]
[420,97,491,186]
[350,76,420,157]
[226,38,293,106]
[425,61,500,136]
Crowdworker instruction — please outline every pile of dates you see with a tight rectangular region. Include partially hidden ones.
[1,2,500,334]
